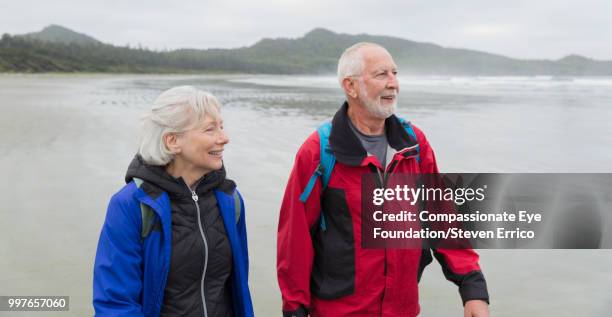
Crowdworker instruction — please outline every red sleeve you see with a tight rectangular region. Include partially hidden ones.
[277,132,324,312]
[431,248,489,304]
[413,125,490,304]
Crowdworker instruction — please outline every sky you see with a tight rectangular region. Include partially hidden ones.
[1,0,611,60]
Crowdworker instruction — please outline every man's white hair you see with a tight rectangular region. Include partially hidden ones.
[336,42,386,86]
[138,85,221,165]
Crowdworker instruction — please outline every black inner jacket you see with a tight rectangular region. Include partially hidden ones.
[126,155,234,317]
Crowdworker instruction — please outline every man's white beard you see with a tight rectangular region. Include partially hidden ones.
[359,82,397,119]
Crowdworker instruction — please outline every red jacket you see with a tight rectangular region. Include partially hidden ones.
[277,103,489,317]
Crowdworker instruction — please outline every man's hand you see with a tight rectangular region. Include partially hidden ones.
[464,300,489,317]
[283,305,308,317]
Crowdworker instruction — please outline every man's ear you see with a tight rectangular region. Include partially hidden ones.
[342,77,358,99]
[163,132,182,154]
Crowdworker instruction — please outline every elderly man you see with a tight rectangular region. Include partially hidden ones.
[277,42,489,317]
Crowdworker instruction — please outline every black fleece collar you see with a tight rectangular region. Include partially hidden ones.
[125,154,235,199]
[329,101,417,166]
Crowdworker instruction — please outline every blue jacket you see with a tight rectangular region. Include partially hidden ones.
[93,180,254,317]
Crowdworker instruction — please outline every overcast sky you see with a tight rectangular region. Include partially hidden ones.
[1,0,611,60]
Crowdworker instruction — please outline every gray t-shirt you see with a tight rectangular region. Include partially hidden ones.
[348,118,388,167]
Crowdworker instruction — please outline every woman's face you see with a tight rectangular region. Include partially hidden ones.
[173,114,229,176]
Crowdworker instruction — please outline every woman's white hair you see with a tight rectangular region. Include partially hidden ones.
[138,85,221,165]
[337,42,384,86]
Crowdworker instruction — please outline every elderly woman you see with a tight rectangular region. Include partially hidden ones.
[93,86,254,317]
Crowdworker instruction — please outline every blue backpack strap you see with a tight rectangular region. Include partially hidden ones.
[298,122,335,231]
[317,122,336,189]
[397,117,421,163]
[299,167,323,203]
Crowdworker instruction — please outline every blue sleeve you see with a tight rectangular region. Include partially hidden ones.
[234,189,255,317]
[93,192,145,317]
[236,190,249,273]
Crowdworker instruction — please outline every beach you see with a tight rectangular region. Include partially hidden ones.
[1,73,611,316]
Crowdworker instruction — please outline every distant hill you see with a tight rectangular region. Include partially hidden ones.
[18,24,101,45]
[1,25,611,75]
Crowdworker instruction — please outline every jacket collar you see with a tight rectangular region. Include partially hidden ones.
[329,101,417,167]
[125,154,231,201]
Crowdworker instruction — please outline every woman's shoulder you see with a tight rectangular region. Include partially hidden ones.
[217,177,237,194]
[97,182,149,252]
[107,181,142,214]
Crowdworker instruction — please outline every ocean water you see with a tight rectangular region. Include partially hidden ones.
[0,73,611,316]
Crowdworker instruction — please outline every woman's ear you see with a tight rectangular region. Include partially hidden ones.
[163,132,182,154]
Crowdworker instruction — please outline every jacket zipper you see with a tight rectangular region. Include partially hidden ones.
[377,153,408,313]
[187,184,209,317]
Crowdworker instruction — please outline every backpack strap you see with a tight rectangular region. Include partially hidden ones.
[232,190,241,224]
[133,177,158,240]
[317,122,336,189]
[299,122,335,202]
[397,117,421,163]
[298,122,335,231]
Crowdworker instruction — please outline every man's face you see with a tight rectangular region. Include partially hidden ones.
[356,46,399,119]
